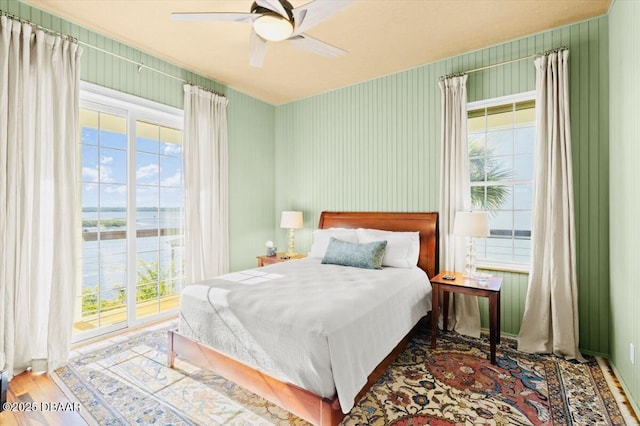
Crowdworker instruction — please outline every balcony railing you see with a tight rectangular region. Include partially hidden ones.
[73,293,180,333]
[82,227,182,241]
[76,226,183,335]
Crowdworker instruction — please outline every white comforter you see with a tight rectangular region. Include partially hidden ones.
[179,257,431,413]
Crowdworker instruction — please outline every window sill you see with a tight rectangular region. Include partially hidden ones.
[476,264,530,274]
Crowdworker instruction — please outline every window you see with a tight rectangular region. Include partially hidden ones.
[79,108,129,331]
[467,92,535,269]
[75,82,184,341]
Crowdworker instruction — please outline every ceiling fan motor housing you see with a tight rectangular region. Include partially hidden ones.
[172,0,353,66]
[251,0,295,23]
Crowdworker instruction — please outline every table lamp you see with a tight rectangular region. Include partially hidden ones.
[280,211,303,255]
[453,211,490,276]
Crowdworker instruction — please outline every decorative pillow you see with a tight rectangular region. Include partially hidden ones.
[356,228,420,268]
[321,237,387,269]
[308,228,359,258]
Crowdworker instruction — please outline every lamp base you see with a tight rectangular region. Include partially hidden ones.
[287,228,296,255]
[464,237,477,277]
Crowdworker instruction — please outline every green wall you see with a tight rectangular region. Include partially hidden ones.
[275,16,610,355]
[609,0,640,413]
[6,0,276,272]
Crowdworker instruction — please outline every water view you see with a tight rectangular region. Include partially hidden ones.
[81,207,184,300]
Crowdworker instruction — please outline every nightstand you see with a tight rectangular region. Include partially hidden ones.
[257,253,305,267]
[430,271,502,364]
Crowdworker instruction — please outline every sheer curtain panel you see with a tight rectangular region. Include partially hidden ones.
[438,75,481,338]
[183,85,229,283]
[0,16,82,378]
[517,49,583,361]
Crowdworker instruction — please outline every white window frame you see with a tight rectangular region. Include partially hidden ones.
[467,91,535,273]
[75,81,183,342]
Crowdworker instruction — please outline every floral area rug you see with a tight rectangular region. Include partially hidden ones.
[53,321,632,425]
[343,331,630,425]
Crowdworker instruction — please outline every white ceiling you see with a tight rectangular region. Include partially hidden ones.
[24,0,610,105]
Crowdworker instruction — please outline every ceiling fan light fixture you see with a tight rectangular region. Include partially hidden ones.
[253,14,293,41]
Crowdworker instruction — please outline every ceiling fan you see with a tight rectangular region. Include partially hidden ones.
[171,0,355,67]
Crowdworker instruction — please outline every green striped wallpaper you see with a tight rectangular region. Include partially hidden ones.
[5,0,276,272]
[477,269,528,336]
[609,0,640,412]
[275,16,610,354]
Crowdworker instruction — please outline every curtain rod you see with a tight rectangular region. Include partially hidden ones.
[441,46,568,80]
[466,54,535,74]
[76,40,184,82]
[78,40,225,97]
[0,9,225,98]
[1,9,77,42]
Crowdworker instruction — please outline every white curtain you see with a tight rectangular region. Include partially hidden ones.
[438,75,481,338]
[517,49,583,361]
[0,16,82,378]
[183,85,229,284]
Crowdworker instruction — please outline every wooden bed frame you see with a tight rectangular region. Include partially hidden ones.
[168,211,439,426]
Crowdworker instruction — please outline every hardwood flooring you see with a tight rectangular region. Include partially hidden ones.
[0,371,86,426]
[0,317,176,426]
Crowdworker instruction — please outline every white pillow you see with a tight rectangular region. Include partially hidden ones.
[308,228,359,258]
[356,228,420,268]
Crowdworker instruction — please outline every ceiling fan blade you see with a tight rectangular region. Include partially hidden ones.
[171,12,258,23]
[255,0,288,18]
[287,33,346,57]
[249,29,268,67]
[292,0,355,35]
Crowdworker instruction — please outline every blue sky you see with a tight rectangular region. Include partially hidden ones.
[81,128,183,209]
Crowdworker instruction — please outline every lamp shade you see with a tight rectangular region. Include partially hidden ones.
[453,211,490,237]
[280,211,303,229]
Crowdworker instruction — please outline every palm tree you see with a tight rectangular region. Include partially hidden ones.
[468,137,511,211]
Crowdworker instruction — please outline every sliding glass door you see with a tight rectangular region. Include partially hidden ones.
[76,107,129,335]
[74,84,183,341]
[134,120,184,320]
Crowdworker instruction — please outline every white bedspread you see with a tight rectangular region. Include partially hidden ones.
[179,257,431,413]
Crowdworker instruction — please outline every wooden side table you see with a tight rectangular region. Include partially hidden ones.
[257,253,305,267]
[430,271,502,364]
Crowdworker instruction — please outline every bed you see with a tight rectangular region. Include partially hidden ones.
[168,211,439,426]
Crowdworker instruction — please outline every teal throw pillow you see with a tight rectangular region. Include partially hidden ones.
[321,237,387,269]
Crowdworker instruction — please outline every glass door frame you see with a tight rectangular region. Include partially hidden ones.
[74,81,183,343]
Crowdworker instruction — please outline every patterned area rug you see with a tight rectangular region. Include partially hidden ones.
[53,321,633,425]
[345,332,629,426]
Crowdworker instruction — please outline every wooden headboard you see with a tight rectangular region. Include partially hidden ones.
[318,211,439,278]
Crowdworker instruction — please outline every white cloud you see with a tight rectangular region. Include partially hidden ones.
[100,156,113,164]
[163,144,182,156]
[105,185,127,195]
[82,164,113,183]
[160,171,182,187]
[82,166,99,182]
[136,163,159,179]
[100,167,114,182]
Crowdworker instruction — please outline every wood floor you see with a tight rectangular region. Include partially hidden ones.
[0,371,86,426]
[0,317,177,426]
